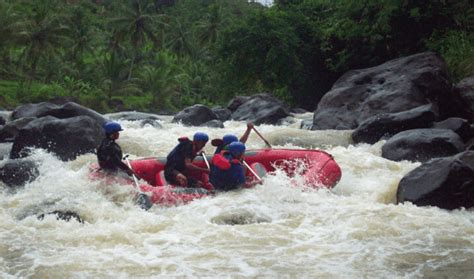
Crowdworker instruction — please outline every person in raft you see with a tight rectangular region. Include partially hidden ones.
[97,121,135,176]
[212,122,254,154]
[164,132,212,189]
[210,141,250,191]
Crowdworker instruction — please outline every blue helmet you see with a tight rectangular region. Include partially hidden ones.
[104,121,123,134]
[227,141,246,156]
[223,134,238,146]
[193,132,209,142]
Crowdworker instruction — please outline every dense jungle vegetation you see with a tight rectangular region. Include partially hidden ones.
[0,0,473,112]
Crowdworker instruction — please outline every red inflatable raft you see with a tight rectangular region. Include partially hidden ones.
[91,149,342,206]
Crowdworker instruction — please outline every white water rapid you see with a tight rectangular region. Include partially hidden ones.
[1,113,473,278]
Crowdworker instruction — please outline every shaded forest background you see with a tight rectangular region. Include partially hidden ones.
[0,0,473,113]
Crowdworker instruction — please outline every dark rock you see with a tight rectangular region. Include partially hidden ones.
[105,111,163,128]
[172,104,218,126]
[200,120,224,128]
[105,111,163,122]
[227,96,252,112]
[10,116,103,161]
[212,106,232,122]
[139,119,163,128]
[452,76,474,122]
[0,111,9,125]
[466,138,474,151]
[432,117,471,142]
[397,151,474,210]
[230,94,289,125]
[352,104,437,144]
[0,159,39,187]
[0,117,36,142]
[11,102,106,126]
[37,210,83,223]
[313,52,452,130]
[382,129,465,162]
[11,102,59,120]
[300,119,313,130]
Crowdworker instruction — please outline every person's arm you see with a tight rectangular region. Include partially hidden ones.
[239,122,254,144]
[185,158,210,173]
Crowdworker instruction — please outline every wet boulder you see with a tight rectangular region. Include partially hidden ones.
[212,106,232,122]
[313,52,452,130]
[452,76,474,122]
[397,151,474,210]
[172,104,218,126]
[352,104,437,144]
[105,111,163,128]
[230,94,289,125]
[0,159,39,188]
[431,118,472,142]
[12,102,107,127]
[227,96,252,112]
[382,129,465,162]
[10,116,103,161]
[37,210,84,223]
[0,117,36,142]
[11,102,59,120]
[200,120,224,128]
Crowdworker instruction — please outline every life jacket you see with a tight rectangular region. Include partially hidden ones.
[165,137,193,173]
[210,151,245,191]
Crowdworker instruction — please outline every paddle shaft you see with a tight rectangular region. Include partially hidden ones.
[243,160,262,182]
[252,127,272,148]
[125,156,144,194]
[201,151,210,169]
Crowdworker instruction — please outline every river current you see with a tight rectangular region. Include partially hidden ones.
[1,113,473,278]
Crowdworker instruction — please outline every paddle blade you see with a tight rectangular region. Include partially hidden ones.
[211,138,223,146]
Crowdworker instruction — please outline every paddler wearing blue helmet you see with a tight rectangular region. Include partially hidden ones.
[164,132,211,188]
[212,122,254,154]
[210,141,247,191]
[96,121,135,176]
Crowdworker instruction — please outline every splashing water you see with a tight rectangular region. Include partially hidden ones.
[1,116,473,278]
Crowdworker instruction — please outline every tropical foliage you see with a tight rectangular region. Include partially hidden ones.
[0,0,472,112]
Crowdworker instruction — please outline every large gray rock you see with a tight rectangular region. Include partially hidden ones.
[0,159,39,188]
[313,52,452,130]
[397,151,474,209]
[11,102,106,126]
[352,104,437,144]
[0,117,36,142]
[452,76,474,122]
[227,96,252,112]
[230,94,289,125]
[200,120,224,128]
[382,129,465,162]
[10,116,103,161]
[172,104,218,126]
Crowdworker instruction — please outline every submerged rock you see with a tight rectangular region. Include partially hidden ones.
[397,151,474,210]
[0,159,39,188]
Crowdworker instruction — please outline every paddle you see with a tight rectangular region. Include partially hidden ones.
[252,127,272,148]
[201,151,210,169]
[242,160,262,182]
[124,155,152,210]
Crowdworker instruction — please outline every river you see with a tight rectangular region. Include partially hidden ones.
[1,113,473,278]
